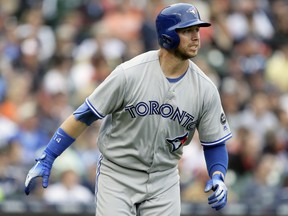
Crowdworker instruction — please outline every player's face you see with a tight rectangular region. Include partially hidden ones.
[174,26,200,60]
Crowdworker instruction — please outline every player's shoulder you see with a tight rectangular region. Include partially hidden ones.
[188,60,218,90]
[120,50,159,70]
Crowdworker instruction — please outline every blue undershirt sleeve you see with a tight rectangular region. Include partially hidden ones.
[203,142,228,178]
[73,101,100,126]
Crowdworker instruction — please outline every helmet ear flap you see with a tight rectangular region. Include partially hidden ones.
[160,32,180,50]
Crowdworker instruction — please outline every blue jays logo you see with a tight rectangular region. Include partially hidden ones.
[187,8,196,15]
[166,132,189,152]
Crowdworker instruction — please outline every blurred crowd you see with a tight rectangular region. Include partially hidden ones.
[0,0,288,212]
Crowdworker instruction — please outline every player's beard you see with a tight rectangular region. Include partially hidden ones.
[173,44,199,60]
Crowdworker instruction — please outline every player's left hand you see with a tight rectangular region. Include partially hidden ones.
[204,173,228,211]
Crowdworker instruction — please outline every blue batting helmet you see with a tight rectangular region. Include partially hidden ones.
[156,3,211,50]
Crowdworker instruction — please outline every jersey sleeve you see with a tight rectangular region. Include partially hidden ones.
[86,66,126,118]
[197,88,232,146]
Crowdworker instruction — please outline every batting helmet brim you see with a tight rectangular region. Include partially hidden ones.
[171,20,211,30]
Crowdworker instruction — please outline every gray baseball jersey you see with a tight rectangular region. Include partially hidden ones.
[87,50,232,173]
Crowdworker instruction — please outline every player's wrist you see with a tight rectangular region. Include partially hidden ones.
[212,171,225,181]
[45,127,75,157]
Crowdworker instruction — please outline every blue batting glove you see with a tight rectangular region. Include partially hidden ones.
[24,152,56,195]
[204,173,228,211]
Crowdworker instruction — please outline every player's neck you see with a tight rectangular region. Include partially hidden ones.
[158,49,189,78]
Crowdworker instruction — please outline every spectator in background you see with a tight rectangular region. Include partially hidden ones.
[43,169,94,204]
[139,0,161,52]
[16,8,56,63]
[265,39,288,93]
[74,122,101,194]
[238,92,279,145]
[39,56,74,136]
[0,144,19,200]
[0,138,27,200]
[240,154,282,210]
[226,0,274,43]
[0,114,18,148]
[14,100,50,164]
[209,0,233,54]
[229,127,262,177]
[269,0,288,50]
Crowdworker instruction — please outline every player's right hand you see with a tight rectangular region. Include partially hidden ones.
[24,152,55,195]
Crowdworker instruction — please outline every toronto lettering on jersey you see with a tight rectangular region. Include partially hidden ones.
[125,100,196,130]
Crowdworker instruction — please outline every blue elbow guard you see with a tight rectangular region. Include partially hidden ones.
[73,101,100,126]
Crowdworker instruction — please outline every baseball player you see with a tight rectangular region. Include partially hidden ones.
[25,3,232,215]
